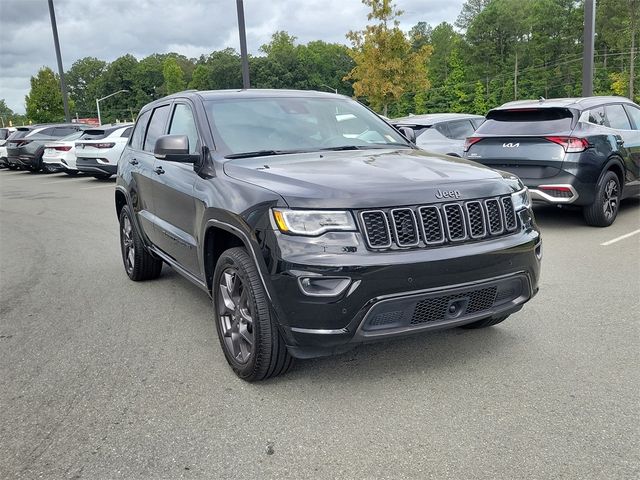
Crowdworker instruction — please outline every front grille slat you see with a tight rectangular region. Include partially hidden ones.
[360,195,518,250]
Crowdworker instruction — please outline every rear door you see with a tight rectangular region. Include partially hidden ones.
[611,103,640,185]
[150,101,200,274]
[465,108,576,178]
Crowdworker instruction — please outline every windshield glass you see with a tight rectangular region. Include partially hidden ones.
[204,96,409,157]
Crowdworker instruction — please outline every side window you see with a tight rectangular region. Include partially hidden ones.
[130,110,151,151]
[605,104,632,130]
[587,107,608,126]
[168,104,199,154]
[445,120,476,140]
[143,105,171,152]
[53,127,76,137]
[36,127,56,136]
[623,104,640,130]
[120,127,133,138]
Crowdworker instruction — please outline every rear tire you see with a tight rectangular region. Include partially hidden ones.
[583,170,620,227]
[93,173,112,180]
[213,247,293,381]
[459,314,509,329]
[7,165,18,170]
[119,205,163,281]
[65,170,79,176]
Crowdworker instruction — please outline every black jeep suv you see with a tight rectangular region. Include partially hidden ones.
[464,96,640,226]
[116,89,542,381]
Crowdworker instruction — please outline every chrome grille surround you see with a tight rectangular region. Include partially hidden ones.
[359,195,518,250]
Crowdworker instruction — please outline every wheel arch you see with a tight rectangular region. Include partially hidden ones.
[115,187,128,218]
[204,224,246,292]
[602,155,625,188]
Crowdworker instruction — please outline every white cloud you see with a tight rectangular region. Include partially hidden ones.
[0,0,464,113]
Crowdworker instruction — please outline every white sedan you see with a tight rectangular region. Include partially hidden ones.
[42,131,85,174]
[75,123,133,179]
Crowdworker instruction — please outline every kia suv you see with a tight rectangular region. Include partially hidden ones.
[115,89,542,381]
[464,96,640,226]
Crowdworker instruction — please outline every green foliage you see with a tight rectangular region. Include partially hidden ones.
[162,57,186,94]
[25,67,74,123]
[345,0,432,116]
[65,57,107,117]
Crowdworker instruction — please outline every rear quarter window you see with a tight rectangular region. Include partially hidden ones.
[477,108,575,135]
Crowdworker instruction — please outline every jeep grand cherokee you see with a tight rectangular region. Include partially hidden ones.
[115,89,542,381]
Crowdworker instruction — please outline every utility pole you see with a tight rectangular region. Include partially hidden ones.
[630,0,637,99]
[514,50,518,100]
[582,0,596,97]
[48,0,71,122]
[236,0,250,89]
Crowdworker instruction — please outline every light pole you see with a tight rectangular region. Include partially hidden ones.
[582,0,596,96]
[48,0,71,123]
[320,84,338,94]
[236,0,250,89]
[96,90,128,125]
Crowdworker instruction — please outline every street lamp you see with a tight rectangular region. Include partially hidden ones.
[320,84,338,94]
[96,89,128,125]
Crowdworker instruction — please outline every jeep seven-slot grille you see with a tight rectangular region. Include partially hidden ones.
[360,196,518,250]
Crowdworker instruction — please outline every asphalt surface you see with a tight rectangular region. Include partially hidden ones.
[1,169,639,480]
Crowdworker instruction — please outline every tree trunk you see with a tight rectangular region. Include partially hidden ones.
[383,103,388,117]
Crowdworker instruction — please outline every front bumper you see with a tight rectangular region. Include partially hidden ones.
[76,158,117,175]
[266,217,541,359]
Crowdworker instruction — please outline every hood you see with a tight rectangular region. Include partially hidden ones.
[223,148,515,208]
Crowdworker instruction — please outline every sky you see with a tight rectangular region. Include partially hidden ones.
[0,0,465,114]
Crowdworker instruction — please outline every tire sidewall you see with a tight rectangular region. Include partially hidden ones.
[597,171,620,226]
[212,250,267,379]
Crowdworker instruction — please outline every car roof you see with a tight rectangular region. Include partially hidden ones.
[139,88,349,112]
[391,113,484,126]
[495,96,635,111]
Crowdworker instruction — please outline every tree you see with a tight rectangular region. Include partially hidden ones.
[65,57,107,117]
[345,0,432,116]
[472,80,488,114]
[25,67,73,123]
[162,58,186,94]
[409,21,433,50]
[455,0,491,30]
[101,54,138,122]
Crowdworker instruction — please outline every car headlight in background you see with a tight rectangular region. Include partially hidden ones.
[272,209,357,236]
[511,187,532,211]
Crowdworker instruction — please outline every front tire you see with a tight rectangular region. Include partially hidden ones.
[213,247,293,381]
[459,314,509,329]
[583,171,620,227]
[119,205,163,281]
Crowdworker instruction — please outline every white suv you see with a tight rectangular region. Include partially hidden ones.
[75,123,133,179]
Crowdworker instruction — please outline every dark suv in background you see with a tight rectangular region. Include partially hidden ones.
[115,89,541,381]
[6,123,89,172]
[464,96,640,226]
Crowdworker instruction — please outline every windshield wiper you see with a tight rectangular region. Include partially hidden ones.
[317,145,364,151]
[225,149,305,159]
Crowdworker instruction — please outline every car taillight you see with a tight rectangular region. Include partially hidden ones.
[94,143,115,149]
[544,136,589,153]
[463,137,483,152]
[53,146,72,151]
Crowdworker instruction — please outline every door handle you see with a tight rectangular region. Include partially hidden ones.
[154,166,165,175]
[129,158,139,165]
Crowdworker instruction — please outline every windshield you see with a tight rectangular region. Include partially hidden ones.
[204,96,410,158]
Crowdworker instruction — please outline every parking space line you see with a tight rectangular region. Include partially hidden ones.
[600,228,640,246]
[80,184,115,190]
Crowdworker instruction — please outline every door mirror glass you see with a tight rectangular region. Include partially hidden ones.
[398,126,416,143]
[154,135,198,163]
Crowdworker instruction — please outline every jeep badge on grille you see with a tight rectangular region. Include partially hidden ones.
[435,189,461,199]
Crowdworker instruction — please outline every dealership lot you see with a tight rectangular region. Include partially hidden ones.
[0,170,638,479]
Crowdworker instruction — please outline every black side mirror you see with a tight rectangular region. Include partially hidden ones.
[154,134,199,163]
[398,126,416,143]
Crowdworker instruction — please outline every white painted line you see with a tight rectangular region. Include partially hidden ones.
[600,228,640,246]
[80,183,115,190]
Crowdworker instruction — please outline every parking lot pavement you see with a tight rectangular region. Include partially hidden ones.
[1,169,638,480]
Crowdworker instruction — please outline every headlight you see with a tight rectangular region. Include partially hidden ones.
[272,209,357,236]
[511,187,532,211]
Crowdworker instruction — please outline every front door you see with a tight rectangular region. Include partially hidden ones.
[151,102,201,275]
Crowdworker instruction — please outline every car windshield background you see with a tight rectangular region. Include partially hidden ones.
[478,108,574,135]
[205,97,408,157]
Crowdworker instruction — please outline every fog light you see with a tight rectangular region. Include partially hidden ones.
[298,276,351,297]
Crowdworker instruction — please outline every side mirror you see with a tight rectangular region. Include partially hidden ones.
[154,134,199,163]
[398,126,416,143]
